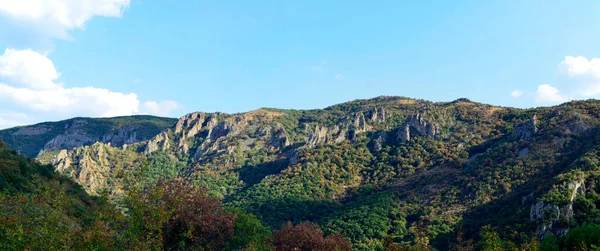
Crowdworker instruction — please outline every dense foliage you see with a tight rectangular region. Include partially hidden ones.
[3,97,600,250]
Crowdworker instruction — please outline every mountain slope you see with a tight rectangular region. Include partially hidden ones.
[30,96,600,249]
[0,115,177,158]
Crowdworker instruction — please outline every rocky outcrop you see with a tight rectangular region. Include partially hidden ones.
[266,124,291,150]
[565,116,589,135]
[514,115,538,141]
[530,176,584,239]
[397,113,438,142]
[306,125,348,148]
[306,125,330,148]
[370,107,386,123]
[42,119,95,153]
[41,118,165,155]
[101,125,141,145]
[53,143,112,195]
[173,113,208,155]
[373,132,387,151]
[175,112,205,135]
[43,131,96,154]
[209,121,245,141]
[397,124,411,142]
[144,132,171,154]
[352,112,370,133]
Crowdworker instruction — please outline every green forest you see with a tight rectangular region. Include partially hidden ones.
[2,96,600,250]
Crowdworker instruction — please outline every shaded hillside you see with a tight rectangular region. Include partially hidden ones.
[0,139,97,250]
[0,115,177,158]
[35,96,600,250]
[0,139,353,250]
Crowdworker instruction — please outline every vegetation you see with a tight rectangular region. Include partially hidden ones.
[2,97,600,250]
[0,115,176,157]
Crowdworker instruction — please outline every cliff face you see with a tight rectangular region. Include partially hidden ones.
[0,115,177,158]
[18,96,600,247]
[53,143,113,195]
[514,115,538,141]
[530,177,584,238]
[396,113,439,142]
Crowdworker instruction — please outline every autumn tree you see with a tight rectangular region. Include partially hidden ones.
[125,178,236,250]
[271,221,351,251]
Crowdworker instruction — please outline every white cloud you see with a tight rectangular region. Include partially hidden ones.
[0,0,130,47]
[0,48,180,122]
[557,56,600,96]
[335,73,342,79]
[0,0,130,30]
[559,56,600,78]
[535,84,568,104]
[529,56,600,105]
[0,84,141,116]
[141,100,182,117]
[511,90,523,98]
[0,48,61,90]
[133,78,142,84]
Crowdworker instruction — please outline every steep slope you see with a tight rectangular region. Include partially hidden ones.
[0,139,98,250]
[40,96,600,250]
[0,115,177,158]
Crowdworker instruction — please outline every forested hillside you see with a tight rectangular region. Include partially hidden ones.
[2,96,600,250]
[0,115,177,158]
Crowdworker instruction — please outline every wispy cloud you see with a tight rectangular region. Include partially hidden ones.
[133,78,142,84]
[335,73,342,79]
[312,66,323,72]
[311,60,328,72]
[510,90,523,98]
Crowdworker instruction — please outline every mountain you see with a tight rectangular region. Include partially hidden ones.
[0,115,177,158]
[2,96,600,250]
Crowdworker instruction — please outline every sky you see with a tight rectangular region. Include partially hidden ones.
[2,1,600,128]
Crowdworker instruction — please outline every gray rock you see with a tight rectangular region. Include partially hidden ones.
[514,115,538,141]
[370,107,386,123]
[397,124,410,142]
[565,115,589,135]
[530,175,584,239]
[144,132,170,154]
[397,113,438,142]
[373,132,387,151]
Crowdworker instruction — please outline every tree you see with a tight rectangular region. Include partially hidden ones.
[539,234,558,251]
[271,221,351,251]
[476,226,504,251]
[225,209,272,250]
[125,178,236,250]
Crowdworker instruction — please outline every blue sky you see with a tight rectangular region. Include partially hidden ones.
[2,1,600,128]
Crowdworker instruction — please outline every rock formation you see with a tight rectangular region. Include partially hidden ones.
[370,107,386,123]
[397,113,438,142]
[514,115,538,141]
[144,131,171,154]
[530,176,584,238]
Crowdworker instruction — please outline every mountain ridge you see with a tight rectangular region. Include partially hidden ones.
[3,96,600,249]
